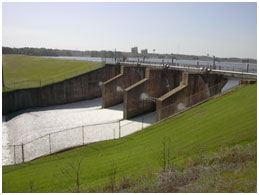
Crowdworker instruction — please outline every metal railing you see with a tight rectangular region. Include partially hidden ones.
[2,112,157,166]
[119,60,257,74]
[3,60,256,93]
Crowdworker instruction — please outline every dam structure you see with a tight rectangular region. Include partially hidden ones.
[2,62,257,165]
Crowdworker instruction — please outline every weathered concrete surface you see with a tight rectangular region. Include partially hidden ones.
[124,68,182,119]
[156,73,227,121]
[102,66,145,108]
[3,64,120,115]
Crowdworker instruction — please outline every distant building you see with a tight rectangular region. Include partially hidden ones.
[141,49,148,55]
[131,47,138,54]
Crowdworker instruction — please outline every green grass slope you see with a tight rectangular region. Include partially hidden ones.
[2,54,101,91]
[2,84,257,192]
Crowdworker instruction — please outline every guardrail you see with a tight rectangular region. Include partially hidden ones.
[116,61,257,81]
[118,60,257,74]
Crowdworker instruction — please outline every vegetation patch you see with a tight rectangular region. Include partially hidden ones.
[108,141,256,193]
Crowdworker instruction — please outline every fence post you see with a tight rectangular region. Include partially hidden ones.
[22,144,24,163]
[82,126,84,145]
[13,145,16,165]
[49,134,51,154]
[119,120,121,138]
[113,128,115,139]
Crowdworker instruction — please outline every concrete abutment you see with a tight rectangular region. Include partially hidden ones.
[156,73,227,121]
[99,65,227,121]
[123,67,182,119]
[101,66,145,108]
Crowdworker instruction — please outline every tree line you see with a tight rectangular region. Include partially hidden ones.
[2,47,256,64]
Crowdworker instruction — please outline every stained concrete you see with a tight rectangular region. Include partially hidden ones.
[102,66,145,108]
[123,68,182,119]
[119,66,226,121]
[156,73,227,121]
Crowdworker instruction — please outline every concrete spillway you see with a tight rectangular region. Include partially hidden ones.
[3,63,254,165]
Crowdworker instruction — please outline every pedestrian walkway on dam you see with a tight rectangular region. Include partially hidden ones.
[2,98,156,166]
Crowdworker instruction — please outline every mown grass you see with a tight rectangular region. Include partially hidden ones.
[2,83,257,192]
[2,54,102,92]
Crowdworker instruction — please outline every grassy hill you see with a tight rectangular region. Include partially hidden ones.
[2,54,101,92]
[2,83,257,192]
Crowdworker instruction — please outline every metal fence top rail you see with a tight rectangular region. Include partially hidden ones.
[4,118,123,147]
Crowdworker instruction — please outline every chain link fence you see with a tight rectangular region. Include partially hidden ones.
[3,114,157,165]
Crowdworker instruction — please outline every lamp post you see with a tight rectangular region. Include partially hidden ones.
[114,48,117,64]
[171,54,175,66]
[207,54,216,69]
[2,60,5,90]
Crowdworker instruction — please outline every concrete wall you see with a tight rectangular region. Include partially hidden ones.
[156,73,227,121]
[123,68,182,119]
[102,66,145,108]
[3,64,120,115]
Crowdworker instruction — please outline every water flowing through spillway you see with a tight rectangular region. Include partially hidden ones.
[2,98,156,166]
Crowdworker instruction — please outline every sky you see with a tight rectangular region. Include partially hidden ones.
[2,2,257,59]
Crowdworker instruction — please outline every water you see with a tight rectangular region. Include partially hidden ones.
[221,79,240,93]
[43,56,257,72]
[43,56,115,63]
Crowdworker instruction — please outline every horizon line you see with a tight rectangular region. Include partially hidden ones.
[2,45,257,60]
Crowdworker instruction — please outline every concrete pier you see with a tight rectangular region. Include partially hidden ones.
[102,66,145,108]
[156,73,227,121]
[123,68,181,119]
